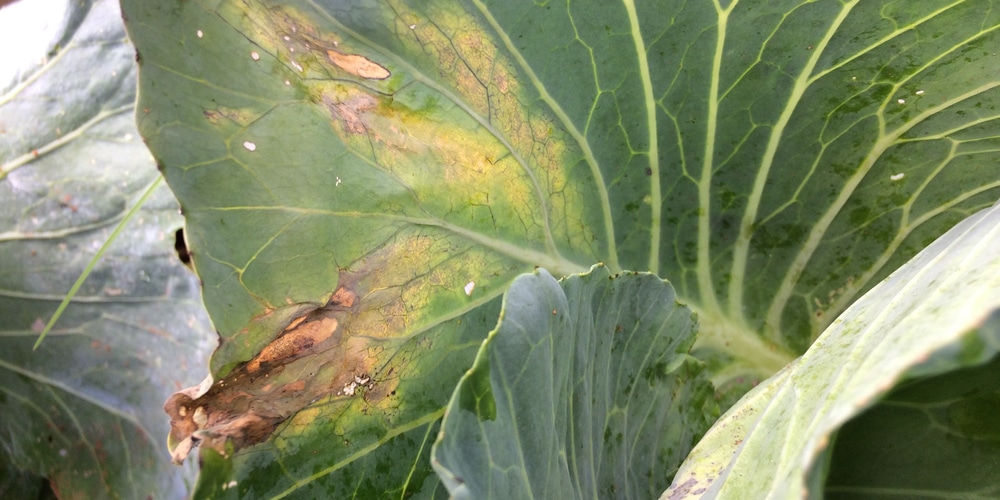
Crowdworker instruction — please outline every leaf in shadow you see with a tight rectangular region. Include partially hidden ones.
[0,0,214,497]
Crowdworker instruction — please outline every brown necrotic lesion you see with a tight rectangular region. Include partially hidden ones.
[326,50,390,80]
[246,314,339,373]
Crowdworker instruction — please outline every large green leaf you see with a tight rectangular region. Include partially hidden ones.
[665,200,1000,498]
[0,0,213,497]
[432,266,716,499]
[119,0,1000,495]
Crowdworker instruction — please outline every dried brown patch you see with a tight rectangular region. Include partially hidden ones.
[327,50,390,80]
[247,315,338,373]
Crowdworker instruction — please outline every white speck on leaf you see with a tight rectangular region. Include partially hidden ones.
[464,281,475,296]
[916,89,925,95]
[123,133,133,141]
[897,98,905,104]
[243,141,256,151]
[283,35,290,41]
[890,173,905,181]
[284,79,291,86]
[335,176,342,186]
[291,60,303,72]
[196,30,203,38]
[409,24,416,30]
[251,51,260,61]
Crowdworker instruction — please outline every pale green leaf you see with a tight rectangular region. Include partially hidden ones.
[666,200,1000,499]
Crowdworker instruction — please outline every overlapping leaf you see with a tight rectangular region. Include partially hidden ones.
[666,200,1000,499]
[825,351,1000,498]
[432,266,716,499]
[120,0,1000,496]
[0,0,214,497]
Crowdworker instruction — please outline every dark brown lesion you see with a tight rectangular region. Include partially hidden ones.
[165,253,423,463]
[165,305,345,463]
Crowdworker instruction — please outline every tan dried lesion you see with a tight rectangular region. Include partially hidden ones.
[327,50,390,80]
[246,315,339,373]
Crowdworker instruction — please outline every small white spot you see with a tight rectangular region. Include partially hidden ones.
[464,281,475,296]
[59,449,68,457]
[289,47,295,53]
[335,176,342,186]
[291,60,303,72]
[897,98,905,104]
[890,172,905,181]
[355,374,371,385]
[123,133,133,141]
[851,76,857,81]
[284,79,291,86]
[283,35,290,41]
[409,24,416,30]
[222,480,237,490]
[915,89,925,95]
[196,30,203,38]
[251,51,260,61]
[332,41,339,47]
[342,381,358,396]
[243,141,257,151]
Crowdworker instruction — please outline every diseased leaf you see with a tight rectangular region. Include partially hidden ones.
[186,301,502,498]
[0,0,214,497]
[432,266,717,499]
[665,200,1000,499]
[119,0,1000,495]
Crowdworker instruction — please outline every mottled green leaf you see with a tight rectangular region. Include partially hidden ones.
[0,0,213,497]
[666,200,1000,499]
[432,266,716,499]
[119,0,1000,495]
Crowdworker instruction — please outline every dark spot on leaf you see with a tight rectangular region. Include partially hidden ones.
[645,168,653,176]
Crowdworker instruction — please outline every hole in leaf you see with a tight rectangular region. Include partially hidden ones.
[175,228,191,266]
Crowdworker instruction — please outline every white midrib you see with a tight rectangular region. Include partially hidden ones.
[622,0,662,275]
[760,5,999,340]
[726,1,860,325]
[695,1,735,318]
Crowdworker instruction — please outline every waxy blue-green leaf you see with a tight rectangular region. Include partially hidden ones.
[666,200,1000,499]
[432,266,717,499]
[0,0,214,497]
